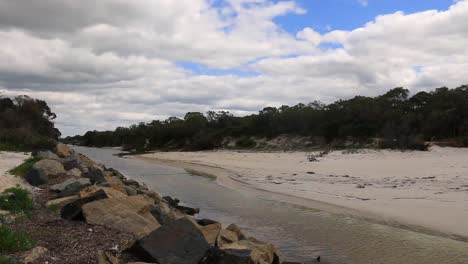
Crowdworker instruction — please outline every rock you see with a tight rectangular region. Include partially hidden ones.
[25,159,66,186]
[106,168,126,179]
[199,223,221,246]
[141,190,161,203]
[82,195,160,238]
[55,143,73,158]
[68,168,82,178]
[61,154,79,170]
[226,224,246,240]
[23,246,48,263]
[123,178,141,188]
[34,150,59,160]
[219,239,282,264]
[216,229,238,247]
[79,186,128,200]
[177,205,200,216]
[124,185,138,196]
[150,201,177,225]
[104,174,127,194]
[46,195,79,208]
[197,219,220,226]
[83,167,107,184]
[50,178,91,196]
[130,217,210,264]
[97,250,120,264]
[61,189,110,220]
[162,196,180,207]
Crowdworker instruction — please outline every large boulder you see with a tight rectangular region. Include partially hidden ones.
[50,178,91,197]
[46,195,79,208]
[25,159,66,186]
[55,143,73,158]
[82,195,160,238]
[67,168,82,178]
[83,167,107,184]
[61,189,110,220]
[34,150,59,160]
[130,217,210,264]
[227,224,246,240]
[79,186,128,200]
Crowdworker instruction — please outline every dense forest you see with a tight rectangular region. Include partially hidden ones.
[63,85,468,151]
[0,95,60,150]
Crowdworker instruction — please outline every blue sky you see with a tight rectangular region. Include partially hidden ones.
[275,0,456,34]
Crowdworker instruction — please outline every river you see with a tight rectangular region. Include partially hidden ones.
[75,146,468,264]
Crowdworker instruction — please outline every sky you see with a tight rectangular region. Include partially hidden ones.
[0,0,467,136]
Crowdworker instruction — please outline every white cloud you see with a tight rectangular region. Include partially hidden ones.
[0,0,468,135]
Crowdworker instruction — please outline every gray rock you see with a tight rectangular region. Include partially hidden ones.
[61,154,79,170]
[83,167,106,184]
[50,178,91,197]
[124,185,138,196]
[34,151,59,160]
[150,201,177,225]
[25,159,66,186]
[130,217,210,264]
[67,168,82,178]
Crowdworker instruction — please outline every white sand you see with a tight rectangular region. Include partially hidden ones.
[0,151,30,192]
[139,146,468,240]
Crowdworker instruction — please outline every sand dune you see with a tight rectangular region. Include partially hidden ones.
[0,151,29,192]
[139,146,468,240]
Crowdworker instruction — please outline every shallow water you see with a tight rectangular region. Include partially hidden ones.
[75,146,468,264]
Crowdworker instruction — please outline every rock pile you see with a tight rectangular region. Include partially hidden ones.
[25,144,300,264]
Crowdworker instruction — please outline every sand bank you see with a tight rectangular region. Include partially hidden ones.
[138,146,468,240]
[0,151,29,192]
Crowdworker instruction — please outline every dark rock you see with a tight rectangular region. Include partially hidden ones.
[61,189,109,221]
[200,247,267,264]
[83,167,106,184]
[130,217,210,264]
[50,178,91,197]
[197,219,220,226]
[61,154,79,170]
[162,196,180,207]
[106,168,125,179]
[123,179,141,188]
[25,159,66,186]
[177,205,200,216]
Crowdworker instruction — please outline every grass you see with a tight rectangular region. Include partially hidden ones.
[0,187,33,215]
[0,225,35,254]
[8,157,40,178]
[0,255,20,264]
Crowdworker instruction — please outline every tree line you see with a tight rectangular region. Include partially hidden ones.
[63,85,468,151]
[0,95,60,150]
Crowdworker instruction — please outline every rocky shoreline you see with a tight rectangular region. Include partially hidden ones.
[4,144,306,264]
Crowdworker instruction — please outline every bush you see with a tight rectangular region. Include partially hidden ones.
[0,225,35,254]
[0,187,33,214]
[0,255,20,264]
[8,157,40,178]
[235,137,256,148]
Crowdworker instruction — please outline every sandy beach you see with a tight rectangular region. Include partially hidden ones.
[0,151,29,192]
[138,146,468,240]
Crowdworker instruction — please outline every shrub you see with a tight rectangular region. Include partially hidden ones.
[0,187,33,214]
[235,137,256,148]
[9,158,40,178]
[0,225,35,254]
[0,255,20,264]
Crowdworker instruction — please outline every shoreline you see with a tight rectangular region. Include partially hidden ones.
[135,148,468,243]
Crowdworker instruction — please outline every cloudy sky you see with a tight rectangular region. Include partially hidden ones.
[1,0,467,136]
